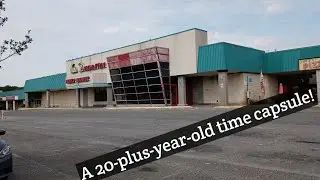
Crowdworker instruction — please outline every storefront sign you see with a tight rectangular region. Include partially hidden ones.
[66,76,90,84]
[158,54,169,62]
[130,54,159,66]
[107,61,119,69]
[107,47,169,69]
[70,62,106,74]
[5,96,18,100]
[129,47,157,59]
[82,62,106,72]
[299,58,320,70]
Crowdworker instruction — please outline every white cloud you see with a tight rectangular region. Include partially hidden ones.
[133,27,148,33]
[261,0,290,14]
[103,23,149,34]
[103,27,120,34]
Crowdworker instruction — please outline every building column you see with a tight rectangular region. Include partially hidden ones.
[46,90,50,108]
[316,70,320,104]
[13,100,16,111]
[178,76,187,106]
[76,89,80,108]
[218,71,228,106]
[5,101,8,110]
[107,87,113,106]
[24,93,29,108]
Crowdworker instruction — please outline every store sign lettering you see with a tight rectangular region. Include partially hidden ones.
[70,62,106,74]
[66,76,90,84]
[299,58,320,70]
[82,62,106,72]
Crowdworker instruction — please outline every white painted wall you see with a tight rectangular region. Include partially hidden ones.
[66,29,208,86]
[66,52,109,89]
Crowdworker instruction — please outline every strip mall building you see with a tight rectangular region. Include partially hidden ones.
[1,28,320,109]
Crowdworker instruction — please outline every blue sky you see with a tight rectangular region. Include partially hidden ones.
[0,0,319,86]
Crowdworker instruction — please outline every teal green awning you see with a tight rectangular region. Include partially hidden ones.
[0,89,25,100]
[24,73,67,92]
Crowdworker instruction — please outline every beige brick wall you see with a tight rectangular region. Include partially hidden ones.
[244,73,279,102]
[245,73,261,102]
[265,75,278,98]
[203,76,219,104]
[228,73,246,105]
[191,77,203,104]
[202,73,246,105]
[51,90,77,108]
[88,88,95,107]
[41,90,77,108]
[41,92,46,107]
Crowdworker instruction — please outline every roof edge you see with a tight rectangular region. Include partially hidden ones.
[200,42,265,52]
[25,73,66,82]
[265,44,320,55]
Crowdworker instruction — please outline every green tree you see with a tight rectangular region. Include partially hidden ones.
[0,85,23,91]
[0,0,33,68]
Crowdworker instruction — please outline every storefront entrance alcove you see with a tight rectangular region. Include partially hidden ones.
[276,70,317,96]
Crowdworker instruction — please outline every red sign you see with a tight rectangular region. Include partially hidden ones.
[118,53,130,61]
[108,61,119,69]
[106,47,169,69]
[106,56,118,62]
[129,48,157,59]
[82,62,106,72]
[130,54,159,65]
[158,54,169,62]
[66,76,90,84]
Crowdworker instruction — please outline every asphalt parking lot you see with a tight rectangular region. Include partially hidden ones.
[0,107,319,180]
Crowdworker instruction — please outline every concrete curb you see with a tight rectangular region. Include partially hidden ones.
[192,105,244,109]
[211,106,243,109]
[17,106,194,111]
[15,105,320,111]
[104,106,193,110]
[18,108,81,111]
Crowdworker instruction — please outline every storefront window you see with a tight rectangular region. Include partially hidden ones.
[110,61,170,105]
[108,47,170,105]
[94,88,107,102]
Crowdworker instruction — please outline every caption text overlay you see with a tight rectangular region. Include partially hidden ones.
[76,89,318,180]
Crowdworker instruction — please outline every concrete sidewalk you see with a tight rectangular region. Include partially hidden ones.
[18,107,80,110]
[17,106,193,111]
[13,104,320,111]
